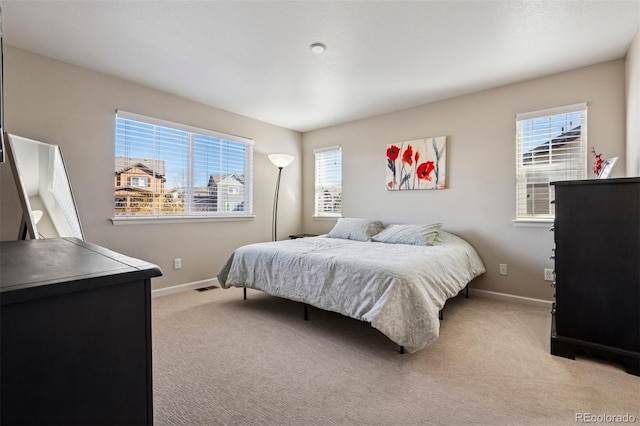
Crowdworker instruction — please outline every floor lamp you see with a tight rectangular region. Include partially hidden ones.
[268,154,294,241]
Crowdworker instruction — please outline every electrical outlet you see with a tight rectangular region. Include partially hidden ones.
[174,258,182,270]
[544,268,555,281]
[499,264,508,276]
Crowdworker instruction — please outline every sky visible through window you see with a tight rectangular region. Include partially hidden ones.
[115,118,246,189]
[317,149,342,183]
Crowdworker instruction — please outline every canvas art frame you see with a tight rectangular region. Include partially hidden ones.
[386,136,446,190]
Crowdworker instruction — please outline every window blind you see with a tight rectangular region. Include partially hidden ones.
[515,103,587,220]
[314,146,342,217]
[115,111,253,218]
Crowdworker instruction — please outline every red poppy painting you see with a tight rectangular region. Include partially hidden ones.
[386,136,446,190]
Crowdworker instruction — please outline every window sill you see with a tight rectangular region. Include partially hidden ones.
[512,219,553,228]
[313,215,341,221]
[110,215,255,225]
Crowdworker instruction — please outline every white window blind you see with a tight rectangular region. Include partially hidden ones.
[114,111,253,218]
[314,146,342,217]
[515,103,587,220]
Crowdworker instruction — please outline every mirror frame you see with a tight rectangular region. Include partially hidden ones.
[4,132,85,240]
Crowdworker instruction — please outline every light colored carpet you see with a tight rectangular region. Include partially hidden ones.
[152,288,639,425]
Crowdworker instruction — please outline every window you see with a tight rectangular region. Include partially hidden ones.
[516,103,587,221]
[226,202,241,211]
[314,146,342,217]
[130,176,148,187]
[114,111,253,218]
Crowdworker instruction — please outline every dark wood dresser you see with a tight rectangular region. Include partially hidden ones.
[550,178,639,375]
[0,237,162,425]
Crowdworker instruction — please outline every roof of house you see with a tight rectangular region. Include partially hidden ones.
[523,125,582,164]
[115,157,165,176]
[208,173,245,186]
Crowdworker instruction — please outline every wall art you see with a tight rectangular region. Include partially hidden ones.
[386,136,446,190]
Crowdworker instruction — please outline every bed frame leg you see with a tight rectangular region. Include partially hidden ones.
[304,304,309,320]
[465,284,469,299]
[439,309,443,321]
[400,346,405,354]
[243,288,247,300]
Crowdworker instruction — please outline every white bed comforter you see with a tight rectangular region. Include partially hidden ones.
[217,231,485,353]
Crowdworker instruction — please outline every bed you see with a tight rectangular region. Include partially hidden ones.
[217,221,485,353]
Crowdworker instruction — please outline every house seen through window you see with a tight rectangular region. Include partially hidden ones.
[515,103,587,220]
[114,111,253,218]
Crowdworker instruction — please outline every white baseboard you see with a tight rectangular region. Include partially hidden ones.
[151,280,553,309]
[469,288,553,309]
[152,278,219,298]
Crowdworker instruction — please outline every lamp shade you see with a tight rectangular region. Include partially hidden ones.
[268,154,294,168]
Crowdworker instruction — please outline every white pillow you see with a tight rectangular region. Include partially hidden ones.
[372,223,443,246]
[327,218,385,242]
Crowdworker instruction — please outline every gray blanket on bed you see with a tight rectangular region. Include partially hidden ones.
[217,231,485,353]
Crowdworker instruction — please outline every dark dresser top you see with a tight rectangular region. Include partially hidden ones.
[551,177,640,186]
[1,238,162,304]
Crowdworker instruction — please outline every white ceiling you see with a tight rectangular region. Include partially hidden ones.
[3,0,639,133]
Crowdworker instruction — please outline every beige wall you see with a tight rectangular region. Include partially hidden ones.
[302,60,626,301]
[1,45,629,300]
[0,46,303,290]
[626,28,640,177]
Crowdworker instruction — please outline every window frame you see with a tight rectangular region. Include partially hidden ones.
[112,110,254,224]
[130,176,148,187]
[313,145,342,219]
[514,103,587,225]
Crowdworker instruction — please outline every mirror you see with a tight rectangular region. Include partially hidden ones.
[4,133,84,240]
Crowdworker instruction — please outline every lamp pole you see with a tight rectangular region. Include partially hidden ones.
[272,166,283,241]
[268,154,294,242]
